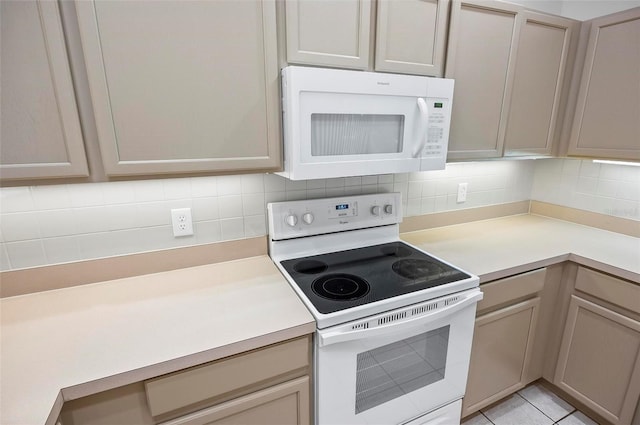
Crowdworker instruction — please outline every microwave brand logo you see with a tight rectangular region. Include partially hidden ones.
[339,220,349,224]
[377,81,390,86]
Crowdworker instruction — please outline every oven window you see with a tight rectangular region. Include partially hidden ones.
[355,326,450,414]
[310,114,404,156]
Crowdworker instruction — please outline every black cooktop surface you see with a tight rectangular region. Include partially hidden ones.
[280,241,471,314]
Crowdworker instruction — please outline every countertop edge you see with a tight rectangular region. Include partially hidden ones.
[44,322,315,425]
[474,253,640,285]
[474,254,571,284]
[567,253,640,283]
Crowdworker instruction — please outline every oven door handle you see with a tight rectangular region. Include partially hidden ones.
[318,290,483,347]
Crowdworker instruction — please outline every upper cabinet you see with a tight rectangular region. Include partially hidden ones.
[285,0,372,70]
[285,0,450,77]
[75,0,281,176]
[504,12,577,157]
[445,0,577,160]
[4,0,637,184]
[375,0,450,76]
[567,7,640,161]
[445,0,522,159]
[0,0,89,181]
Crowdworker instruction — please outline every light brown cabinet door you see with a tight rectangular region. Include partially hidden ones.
[285,0,371,70]
[462,297,540,417]
[76,0,281,176]
[375,0,449,76]
[568,7,640,161]
[554,295,640,425]
[0,0,88,180]
[445,0,522,160]
[504,12,577,157]
[162,377,310,425]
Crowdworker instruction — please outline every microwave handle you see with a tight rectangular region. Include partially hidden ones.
[318,290,483,347]
[413,98,430,157]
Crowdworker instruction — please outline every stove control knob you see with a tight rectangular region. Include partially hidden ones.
[302,212,314,225]
[371,205,381,216]
[285,214,298,227]
[384,204,393,214]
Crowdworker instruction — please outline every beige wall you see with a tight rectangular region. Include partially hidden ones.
[508,0,640,21]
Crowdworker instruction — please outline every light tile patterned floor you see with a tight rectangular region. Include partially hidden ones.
[462,383,599,425]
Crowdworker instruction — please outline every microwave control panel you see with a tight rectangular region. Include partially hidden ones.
[423,98,450,158]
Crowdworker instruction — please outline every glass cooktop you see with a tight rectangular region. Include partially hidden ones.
[280,241,471,314]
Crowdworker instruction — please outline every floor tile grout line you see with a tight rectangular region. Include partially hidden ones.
[553,408,578,424]
[515,392,571,424]
[468,384,584,425]
[480,412,495,425]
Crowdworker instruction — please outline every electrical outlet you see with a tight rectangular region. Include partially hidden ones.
[457,182,468,203]
[171,208,193,237]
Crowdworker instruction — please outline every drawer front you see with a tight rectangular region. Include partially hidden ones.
[477,268,546,313]
[575,267,640,314]
[160,376,310,425]
[145,336,310,417]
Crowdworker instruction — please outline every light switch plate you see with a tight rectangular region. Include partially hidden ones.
[457,183,468,203]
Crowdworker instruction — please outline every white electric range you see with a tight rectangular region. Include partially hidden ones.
[268,193,481,425]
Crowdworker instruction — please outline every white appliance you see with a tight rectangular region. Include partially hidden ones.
[268,193,481,425]
[278,66,455,180]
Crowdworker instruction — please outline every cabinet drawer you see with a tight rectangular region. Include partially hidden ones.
[161,376,310,425]
[145,336,310,417]
[477,268,546,313]
[575,267,640,314]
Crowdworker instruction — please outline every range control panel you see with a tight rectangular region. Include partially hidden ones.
[268,193,402,240]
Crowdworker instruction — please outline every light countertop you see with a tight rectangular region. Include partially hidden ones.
[0,256,315,425]
[2,213,639,425]
[401,213,640,284]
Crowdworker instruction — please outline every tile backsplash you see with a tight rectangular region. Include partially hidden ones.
[1,158,638,271]
[532,159,640,221]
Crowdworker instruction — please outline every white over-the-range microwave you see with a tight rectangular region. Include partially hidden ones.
[277,66,455,180]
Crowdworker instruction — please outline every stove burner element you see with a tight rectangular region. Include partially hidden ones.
[392,259,446,280]
[380,243,413,257]
[312,274,370,301]
[294,260,328,274]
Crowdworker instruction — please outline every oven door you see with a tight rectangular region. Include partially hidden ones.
[315,289,482,425]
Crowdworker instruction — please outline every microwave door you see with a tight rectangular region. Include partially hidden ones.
[293,92,425,179]
[310,113,406,157]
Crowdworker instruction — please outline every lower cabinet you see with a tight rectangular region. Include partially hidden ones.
[553,268,640,425]
[463,298,540,416]
[462,268,548,417]
[60,336,312,425]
